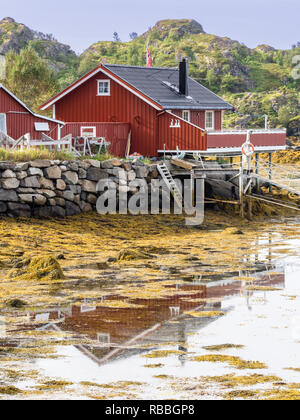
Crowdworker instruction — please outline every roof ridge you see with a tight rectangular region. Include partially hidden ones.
[104,63,178,71]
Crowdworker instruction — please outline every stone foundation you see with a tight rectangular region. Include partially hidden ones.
[0,159,159,218]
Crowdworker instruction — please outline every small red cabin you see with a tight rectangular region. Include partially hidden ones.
[41,60,286,157]
[0,83,63,140]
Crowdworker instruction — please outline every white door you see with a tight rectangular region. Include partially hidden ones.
[0,114,7,134]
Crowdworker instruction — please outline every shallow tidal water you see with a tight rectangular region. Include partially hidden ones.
[0,213,299,400]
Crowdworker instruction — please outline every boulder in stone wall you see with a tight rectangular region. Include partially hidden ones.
[2,178,20,190]
[87,160,101,168]
[62,191,75,201]
[69,185,81,194]
[122,162,132,171]
[15,163,29,171]
[81,180,97,193]
[51,206,66,218]
[0,162,15,171]
[62,171,79,185]
[16,171,27,180]
[0,202,7,213]
[28,167,43,177]
[44,166,62,180]
[40,177,54,190]
[112,168,127,181]
[7,202,31,218]
[36,189,56,199]
[65,201,81,216]
[73,195,81,205]
[55,197,66,207]
[127,170,136,182]
[56,179,67,191]
[79,161,92,170]
[30,160,51,168]
[21,176,41,189]
[78,168,87,179]
[18,188,35,193]
[67,162,79,171]
[19,194,47,206]
[2,169,16,178]
[111,159,122,167]
[86,167,109,182]
[87,194,97,204]
[134,166,148,178]
[33,206,53,218]
[0,189,18,202]
[100,160,114,169]
[80,201,92,213]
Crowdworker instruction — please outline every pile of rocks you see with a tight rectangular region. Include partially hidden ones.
[0,158,159,218]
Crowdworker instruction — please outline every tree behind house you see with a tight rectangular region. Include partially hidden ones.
[1,46,59,113]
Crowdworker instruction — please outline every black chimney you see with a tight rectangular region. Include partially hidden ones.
[179,58,189,96]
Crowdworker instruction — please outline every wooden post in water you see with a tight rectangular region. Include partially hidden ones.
[247,174,252,220]
[239,166,244,218]
[255,153,259,191]
[269,153,273,194]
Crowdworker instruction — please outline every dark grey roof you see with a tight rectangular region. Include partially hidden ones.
[103,64,233,110]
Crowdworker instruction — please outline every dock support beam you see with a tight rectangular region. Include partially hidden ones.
[255,153,259,191]
[239,166,244,218]
[269,153,273,194]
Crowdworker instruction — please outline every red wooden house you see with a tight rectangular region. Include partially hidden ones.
[0,83,63,141]
[41,60,286,157]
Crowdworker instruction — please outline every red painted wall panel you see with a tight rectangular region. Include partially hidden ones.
[157,113,207,151]
[171,109,222,130]
[61,122,130,157]
[0,88,59,140]
[55,74,158,157]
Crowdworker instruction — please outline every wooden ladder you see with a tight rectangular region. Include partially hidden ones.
[157,163,183,207]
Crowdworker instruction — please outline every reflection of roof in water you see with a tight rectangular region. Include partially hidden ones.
[32,269,285,367]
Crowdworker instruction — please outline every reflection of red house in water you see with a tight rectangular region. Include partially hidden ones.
[29,271,285,366]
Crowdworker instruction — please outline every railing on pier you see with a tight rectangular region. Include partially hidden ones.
[207,128,287,150]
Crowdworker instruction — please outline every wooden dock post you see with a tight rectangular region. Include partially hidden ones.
[239,166,244,218]
[255,153,259,191]
[268,153,273,194]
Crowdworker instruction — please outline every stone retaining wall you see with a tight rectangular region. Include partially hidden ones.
[0,159,159,218]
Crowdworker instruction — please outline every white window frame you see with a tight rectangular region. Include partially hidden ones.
[205,111,215,131]
[80,126,96,138]
[182,110,190,122]
[97,79,111,96]
[0,113,7,134]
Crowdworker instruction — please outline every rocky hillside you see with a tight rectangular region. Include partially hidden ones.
[0,17,78,82]
[79,19,300,132]
[0,17,299,133]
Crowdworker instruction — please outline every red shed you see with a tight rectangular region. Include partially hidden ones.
[41,60,286,157]
[0,83,64,141]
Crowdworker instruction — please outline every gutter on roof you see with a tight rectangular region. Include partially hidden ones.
[163,105,234,110]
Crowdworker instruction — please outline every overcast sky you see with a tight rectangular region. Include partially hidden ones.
[0,0,298,53]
